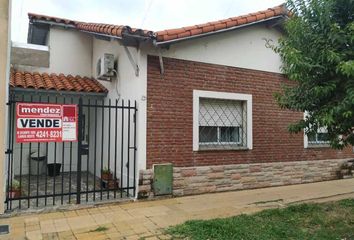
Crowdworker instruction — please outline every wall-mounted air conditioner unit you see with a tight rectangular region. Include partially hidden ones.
[97,53,115,80]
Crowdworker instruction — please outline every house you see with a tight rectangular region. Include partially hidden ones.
[5,4,353,211]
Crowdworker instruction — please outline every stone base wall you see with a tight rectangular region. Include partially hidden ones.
[138,159,348,199]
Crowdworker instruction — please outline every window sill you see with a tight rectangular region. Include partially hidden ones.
[306,144,331,149]
[197,145,249,151]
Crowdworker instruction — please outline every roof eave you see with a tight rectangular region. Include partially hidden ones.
[154,15,286,47]
[30,19,77,29]
[10,87,108,97]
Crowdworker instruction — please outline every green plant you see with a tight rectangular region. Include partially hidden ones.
[89,226,108,232]
[272,0,354,149]
[102,167,112,174]
[11,179,20,191]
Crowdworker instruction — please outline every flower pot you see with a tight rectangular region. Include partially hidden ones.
[9,189,21,199]
[47,163,61,177]
[108,178,119,189]
[101,172,113,181]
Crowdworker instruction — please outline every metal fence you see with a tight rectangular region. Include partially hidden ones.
[5,93,137,211]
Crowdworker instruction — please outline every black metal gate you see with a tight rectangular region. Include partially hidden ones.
[5,93,137,211]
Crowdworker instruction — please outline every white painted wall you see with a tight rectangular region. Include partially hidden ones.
[92,38,147,192]
[150,24,282,73]
[17,27,93,77]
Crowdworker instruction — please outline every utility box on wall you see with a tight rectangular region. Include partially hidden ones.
[153,163,173,195]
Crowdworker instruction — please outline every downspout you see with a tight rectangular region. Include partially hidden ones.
[153,39,164,75]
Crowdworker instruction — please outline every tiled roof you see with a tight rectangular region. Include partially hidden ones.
[28,4,287,43]
[28,13,154,39]
[155,5,287,42]
[10,70,108,94]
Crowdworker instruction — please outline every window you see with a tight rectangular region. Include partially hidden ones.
[27,23,50,46]
[199,126,241,144]
[305,127,330,147]
[303,112,330,148]
[193,90,252,151]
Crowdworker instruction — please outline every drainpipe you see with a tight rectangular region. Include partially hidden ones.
[152,39,164,75]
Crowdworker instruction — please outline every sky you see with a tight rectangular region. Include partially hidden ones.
[11,0,284,43]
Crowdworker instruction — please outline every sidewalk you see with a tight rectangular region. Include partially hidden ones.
[0,179,353,240]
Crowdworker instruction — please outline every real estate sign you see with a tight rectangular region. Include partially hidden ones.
[16,103,78,143]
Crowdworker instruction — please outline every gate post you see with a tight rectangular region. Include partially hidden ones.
[76,98,83,204]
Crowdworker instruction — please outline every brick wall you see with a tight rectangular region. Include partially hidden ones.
[147,55,354,168]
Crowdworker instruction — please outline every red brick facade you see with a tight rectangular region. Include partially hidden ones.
[147,56,353,168]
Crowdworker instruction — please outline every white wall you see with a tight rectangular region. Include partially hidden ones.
[92,38,147,191]
[17,27,93,77]
[151,24,282,73]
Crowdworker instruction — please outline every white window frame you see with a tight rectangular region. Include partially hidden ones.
[193,90,252,151]
[303,112,330,148]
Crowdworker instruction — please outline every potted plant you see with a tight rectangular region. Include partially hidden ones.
[101,167,113,181]
[9,179,21,198]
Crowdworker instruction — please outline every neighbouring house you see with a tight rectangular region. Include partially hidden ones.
[5,4,353,212]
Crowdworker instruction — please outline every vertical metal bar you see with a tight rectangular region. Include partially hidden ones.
[10,96,16,209]
[6,98,11,210]
[127,100,131,197]
[61,97,66,205]
[107,99,111,199]
[133,101,137,196]
[93,99,98,201]
[19,94,25,209]
[44,95,50,206]
[5,96,11,210]
[68,97,73,203]
[100,99,104,200]
[28,94,33,208]
[53,95,58,205]
[36,95,42,207]
[114,99,118,199]
[76,98,83,204]
[7,95,15,210]
[120,100,124,198]
[86,99,91,202]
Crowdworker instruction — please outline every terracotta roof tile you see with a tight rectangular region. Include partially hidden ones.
[29,13,154,39]
[28,4,287,43]
[226,20,237,28]
[10,70,108,94]
[155,4,287,42]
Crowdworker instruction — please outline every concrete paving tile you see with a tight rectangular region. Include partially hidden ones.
[124,235,141,240]
[67,215,97,230]
[63,211,78,218]
[143,236,159,240]
[75,209,90,216]
[24,217,39,224]
[42,232,59,240]
[26,230,43,240]
[25,225,41,232]
[91,213,111,225]
[157,234,172,240]
[106,232,123,239]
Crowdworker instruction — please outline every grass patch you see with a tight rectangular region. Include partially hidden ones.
[167,199,354,240]
[90,226,109,232]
